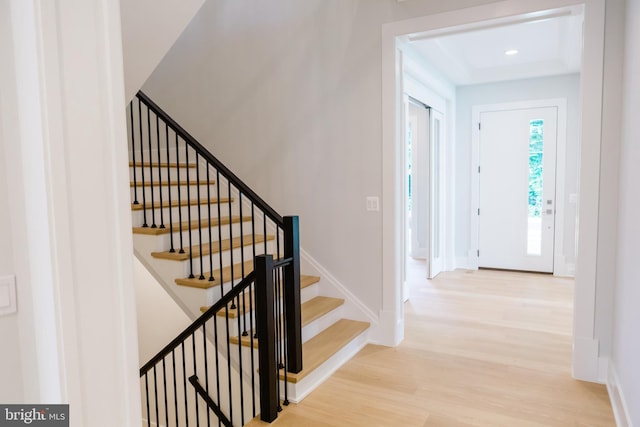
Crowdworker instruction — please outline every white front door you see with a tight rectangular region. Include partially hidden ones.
[478,106,558,272]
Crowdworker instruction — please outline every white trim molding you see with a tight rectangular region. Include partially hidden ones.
[608,362,633,427]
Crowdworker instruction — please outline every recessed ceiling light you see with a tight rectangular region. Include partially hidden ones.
[505,49,519,56]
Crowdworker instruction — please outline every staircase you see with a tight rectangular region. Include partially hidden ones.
[129,92,370,426]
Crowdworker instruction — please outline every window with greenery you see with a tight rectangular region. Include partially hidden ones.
[528,119,544,217]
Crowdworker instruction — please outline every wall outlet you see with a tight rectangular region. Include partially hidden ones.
[366,196,380,212]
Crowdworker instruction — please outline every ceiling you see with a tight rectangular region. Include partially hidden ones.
[405,8,584,86]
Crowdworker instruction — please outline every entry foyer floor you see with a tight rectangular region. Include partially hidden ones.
[252,260,615,426]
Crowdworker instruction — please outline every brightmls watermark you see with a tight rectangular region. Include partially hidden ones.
[0,405,68,426]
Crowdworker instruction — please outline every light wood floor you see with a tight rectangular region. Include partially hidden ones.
[254,261,615,426]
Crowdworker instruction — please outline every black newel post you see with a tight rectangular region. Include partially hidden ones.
[283,216,302,373]
[255,254,278,423]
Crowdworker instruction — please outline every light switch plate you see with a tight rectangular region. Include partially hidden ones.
[366,196,380,212]
[0,275,17,315]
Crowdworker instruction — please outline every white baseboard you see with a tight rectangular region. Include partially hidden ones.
[607,362,633,427]
[455,256,472,270]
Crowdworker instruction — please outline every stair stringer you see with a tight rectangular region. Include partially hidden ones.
[300,248,380,339]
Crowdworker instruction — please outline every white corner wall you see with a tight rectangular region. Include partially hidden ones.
[455,74,581,271]
[610,0,640,423]
[4,0,141,424]
[120,0,205,101]
[0,1,24,399]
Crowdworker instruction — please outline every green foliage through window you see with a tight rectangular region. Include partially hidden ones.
[528,120,544,217]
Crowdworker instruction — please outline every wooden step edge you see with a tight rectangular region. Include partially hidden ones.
[150,234,273,261]
[300,275,320,289]
[132,216,252,235]
[129,161,196,168]
[131,197,232,211]
[130,180,214,188]
[177,260,254,289]
[226,296,345,349]
[280,319,370,384]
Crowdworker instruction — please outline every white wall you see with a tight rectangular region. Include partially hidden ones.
[0,2,24,399]
[455,74,581,269]
[141,0,498,320]
[3,0,141,424]
[610,0,640,423]
[120,0,206,101]
[134,257,192,364]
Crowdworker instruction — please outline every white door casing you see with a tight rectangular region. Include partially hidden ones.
[429,108,445,278]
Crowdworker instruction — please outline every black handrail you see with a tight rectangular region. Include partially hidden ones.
[140,271,256,375]
[135,91,284,226]
[189,375,232,427]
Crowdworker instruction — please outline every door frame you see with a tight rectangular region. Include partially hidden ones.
[470,99,568,274]
[382,0,607,382]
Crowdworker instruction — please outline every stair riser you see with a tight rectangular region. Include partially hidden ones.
[226,299,343,346]
[142,222,250,252]
[169,241,277,278]
[130,166,199,183]
[130,183,223,204]
[131,203,234,228]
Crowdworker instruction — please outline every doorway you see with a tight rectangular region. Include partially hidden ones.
[477,105,559,272]
[404,96,446,282]
[382,0,607,381]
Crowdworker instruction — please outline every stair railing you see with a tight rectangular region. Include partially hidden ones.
[140,254,297,426]
[128,91,302,366]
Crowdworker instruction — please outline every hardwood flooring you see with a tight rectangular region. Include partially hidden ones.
[252,261,615,426]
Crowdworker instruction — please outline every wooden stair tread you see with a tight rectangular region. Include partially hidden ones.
[133,215,251,236]
[281,319,369,383]
[300,275,320,289]
[176,260,253,289]
[129,161,196,168]
[151,234,273,261]
[227,296,345,348]
[131,197,232,211]
[206,275,323,318]
[130,180,213,187]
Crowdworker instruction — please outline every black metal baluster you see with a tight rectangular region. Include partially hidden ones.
[138,99,148,228]
[156,114,165,229]
[216,171,224,298]
[166,124,174,251]
[202,322,210,426]
[185,144,194,278]
[251,203,257,339]
[153,365,159,425]
[213,315,222,427]
[236,288,245,426]
[225,304,233,425]
[196,153,204,280]
[192,333,200,427]
[239,194,248,337]
[148,106,156,228]
[182,342,189,427]
[249,279,256,417]
[172,350,179,426]
[207,166,214,282]
[145,374,151,427]
[130,102,139,205]
[175,134,184,254]
[162,358,169,426]
[228,182,237,310]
